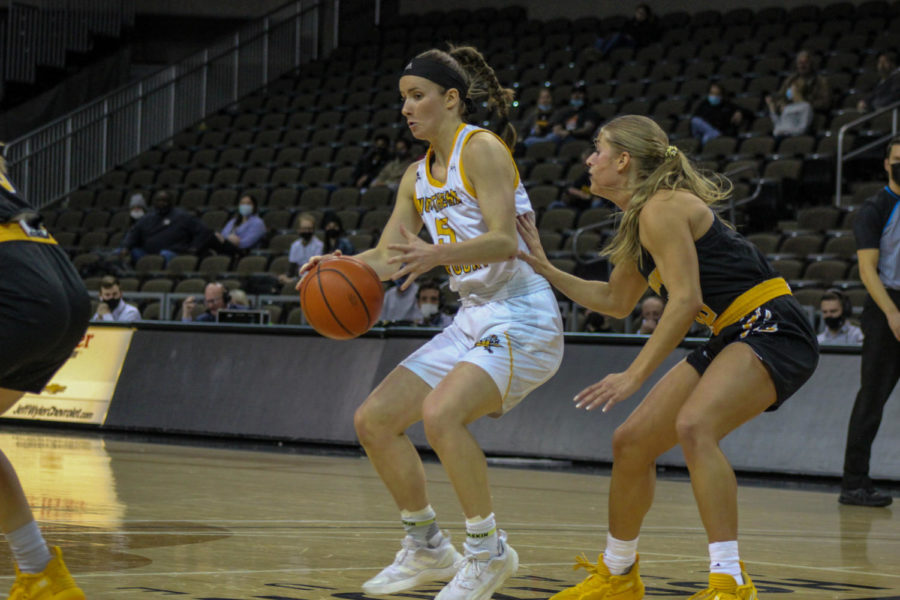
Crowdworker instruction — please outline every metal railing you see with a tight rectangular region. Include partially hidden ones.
[5,0,322,209]
[835,100,900,206]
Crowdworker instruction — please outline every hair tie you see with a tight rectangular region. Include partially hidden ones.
[665,145,678,159]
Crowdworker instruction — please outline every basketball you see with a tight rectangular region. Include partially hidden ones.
[299,255,384,340]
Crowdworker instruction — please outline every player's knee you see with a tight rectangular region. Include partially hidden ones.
[612,422,645,462]
[421,402,454,448]
[674,413,707,455]
[354,398,385,447]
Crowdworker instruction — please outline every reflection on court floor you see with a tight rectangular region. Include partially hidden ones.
[0,429,896,599]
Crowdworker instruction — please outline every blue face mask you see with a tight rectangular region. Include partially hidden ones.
[238,204,253,217]
[707,95,721,106]
[786,87,794,101]
[570,98,584,108]
[538,103,553,112]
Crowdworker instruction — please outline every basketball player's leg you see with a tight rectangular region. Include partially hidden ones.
[0,388,33,534]
[607,360,699,541]
[421,362,502,518]
[354,366,432,510]
[675,342,776,542]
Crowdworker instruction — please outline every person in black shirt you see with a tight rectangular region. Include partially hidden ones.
[839,135,900,507]
[517,115,817,600]
[354,133,392,188]
[120,190,210,265]
[0,154,87,598]
[549,83,600,148]
[690,82,750,145]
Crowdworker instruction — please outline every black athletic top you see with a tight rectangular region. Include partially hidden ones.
[637,213,780,325]
[0,171,32,222]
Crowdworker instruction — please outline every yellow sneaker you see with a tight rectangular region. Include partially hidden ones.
[687,563,758,600]
[8,546,85,600]
[550,553,644,600]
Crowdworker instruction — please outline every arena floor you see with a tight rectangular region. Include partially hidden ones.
[0,428,897,599]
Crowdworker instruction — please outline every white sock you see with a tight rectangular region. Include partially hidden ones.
[401,505,440,546]
[602,532,638,575]
[709,541,743,585]
[465,513,500,556]
[6,521,52,574]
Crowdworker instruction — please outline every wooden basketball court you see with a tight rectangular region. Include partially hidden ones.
[0,428,896,599]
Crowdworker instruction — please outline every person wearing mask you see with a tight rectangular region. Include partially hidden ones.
[354,134,392,188]
[817,290,863,345]
[92,275,140,322]
[371,137,415,191]
[278,212,324,286]
[549,83,600,147]
[635,294,664,335]
[767,80,814,138]
[120,190,210,265]
[128,193,147,223]
[770,49,832,114]
[380,277,420,324]
[321,212,355,255]
[839,135,900,508]
[181,281,237,323]
[520,87,557,147]
[414,280,453,327]
[212,193,267,255]
[857,51,900,113]
[690,83,749,144]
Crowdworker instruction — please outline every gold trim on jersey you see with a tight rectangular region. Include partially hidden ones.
[457,128,521,196]
[0,222,58,245]
[502,331,513,401]
[711,277,792,336]
[424,123,466,188]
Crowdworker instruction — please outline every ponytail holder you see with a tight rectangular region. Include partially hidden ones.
[665,145,678,159]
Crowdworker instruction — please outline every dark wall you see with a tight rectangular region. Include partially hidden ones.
[104,326,900,481]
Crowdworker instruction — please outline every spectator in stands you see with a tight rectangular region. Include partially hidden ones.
[818,289,863,345]
[120,190,210,266]
[770,49,832,114]
[371,136,414,191]
[593,3,659,58]
[414,279,453,328]
[550,148,596,211]
[128,193,147,223]
[549,82,600,148]
[278,212,323,286]
[354,133,392,188]
[767,80,813,138]
[181,281,237,323]
[581,309,613,333]
[91,275,140,322]
[321,212,355,255]
[690,82,749,144]
[520,87,557,147]
[229,289,250,308]
[839,135,900,507]
[635,294,664,335]
[211,193,266,256]
[379,276,419,324]
[857,51,900,113]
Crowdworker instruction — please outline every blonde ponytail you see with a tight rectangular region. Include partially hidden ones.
[601,115,732,266]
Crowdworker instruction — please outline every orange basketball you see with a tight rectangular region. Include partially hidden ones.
[299,255,384,340]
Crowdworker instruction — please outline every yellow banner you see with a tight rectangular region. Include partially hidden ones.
[2,326,134,425]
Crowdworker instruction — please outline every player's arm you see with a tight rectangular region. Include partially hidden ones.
[858,248,900,340]
[517,213,647,318]
[354,162,424,280]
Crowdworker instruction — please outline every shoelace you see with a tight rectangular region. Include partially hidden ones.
[388,536,421,571]
[453,546,492,590]
[567,554,604,590]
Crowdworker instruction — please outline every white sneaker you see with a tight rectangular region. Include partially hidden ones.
[435,530,519,600]
[362,532,462,595]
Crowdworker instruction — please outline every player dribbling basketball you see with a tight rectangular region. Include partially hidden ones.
[299,45,564,600]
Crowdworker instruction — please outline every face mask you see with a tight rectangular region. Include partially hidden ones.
[419,302,439,318]
[824,315,845,330]
[105,297,121,311]
[299,231,313,242]
[325,228,339,239]
[238,205,253,217]
[890,162,900,183]
[130,209,145,221]
[707,95,721,106]
[538,103,553,112]
[786,87,794,101]
[570,98,584,108]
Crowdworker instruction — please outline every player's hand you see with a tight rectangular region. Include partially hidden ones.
[573,371,642,413]
[296,251,342,288]
[515,213,551,274]
[888,311,900,342]
[387,225,439,291]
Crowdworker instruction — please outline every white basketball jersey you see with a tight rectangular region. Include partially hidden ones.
[414,124,548,303]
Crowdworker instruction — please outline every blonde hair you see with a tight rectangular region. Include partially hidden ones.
[415,45,517,147]
[600,115,732,266]
[0,155,6,176]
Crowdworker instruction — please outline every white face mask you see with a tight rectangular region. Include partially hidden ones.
[419,302,439,318]
[131,209,145,220]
